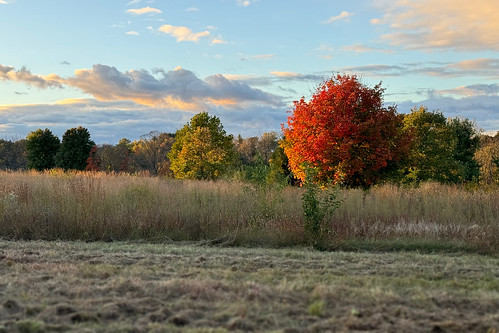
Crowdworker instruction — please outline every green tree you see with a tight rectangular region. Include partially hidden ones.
[56,126,95,170]
[448,117,480,182]
[402,107,461,183]
[25,129,60,171]
[169,112,235,180]
[0,139,27,170]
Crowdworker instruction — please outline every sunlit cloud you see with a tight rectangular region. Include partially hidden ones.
[372,0,499,51]
[252,54,276,59]
[0,64,282,110]
[158,24,210,42]
[125,7,162,15]
[211,38,227,45]
[323,11,353,24]
[125,31,140,36]
[236,0,251,7]
[0,64,63,88]
[0,1,9,4]
[341,43,392,54]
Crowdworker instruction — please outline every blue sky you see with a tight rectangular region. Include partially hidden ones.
[1,0,498,143]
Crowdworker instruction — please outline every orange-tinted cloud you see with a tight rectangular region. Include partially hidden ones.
[0,64,282,110]
[372,0,499,51]
[158,25,210,42]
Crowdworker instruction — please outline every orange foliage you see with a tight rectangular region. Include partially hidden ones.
[282,74,409,187]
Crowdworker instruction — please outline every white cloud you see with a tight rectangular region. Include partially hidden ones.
[0,1,9,4]
[372,0,499,51]
[127,0,140,5]
[323,11,353,24]
[185,7,199,12]
[158,25,210,42]
[125,7,162,15]
[125,31,140,36]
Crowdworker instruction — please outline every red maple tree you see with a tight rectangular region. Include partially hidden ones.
[282,74,408,187]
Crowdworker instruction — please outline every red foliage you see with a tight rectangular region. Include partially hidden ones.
[282,74,408,187]
[85,145,100,172]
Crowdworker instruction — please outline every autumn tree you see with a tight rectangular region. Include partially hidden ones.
[282,74,407,187]
[56,126,95,170]
[132,131,174,176]
[96,139,134,173]
[474,133,499,185]
[25,128,60,171]
[168,112,235,180]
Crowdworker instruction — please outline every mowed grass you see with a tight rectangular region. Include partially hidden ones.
[0,240,498,332]
[1,170,499,253]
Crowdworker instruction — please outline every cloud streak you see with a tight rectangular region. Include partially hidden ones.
[372,0,499,51]
[338,58,499,78]
[125,7,162,15]
[323,11,353,24]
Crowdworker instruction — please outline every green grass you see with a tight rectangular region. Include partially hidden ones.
[0,240,498,332]
[1,170,499,253]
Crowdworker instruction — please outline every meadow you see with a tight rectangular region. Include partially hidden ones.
[1,240,499,332]
[1,170,499,253]
[1,170,499,331]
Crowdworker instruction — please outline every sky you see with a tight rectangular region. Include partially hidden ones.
[1,0,498,144]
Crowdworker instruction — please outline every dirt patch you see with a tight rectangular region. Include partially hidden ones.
[0,240,498,332]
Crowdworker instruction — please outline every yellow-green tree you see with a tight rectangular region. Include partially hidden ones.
[474,133,499,185]
[402,107,462,183]
[168,112,235,180]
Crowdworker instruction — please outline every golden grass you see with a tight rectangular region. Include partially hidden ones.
[1,170,498,252]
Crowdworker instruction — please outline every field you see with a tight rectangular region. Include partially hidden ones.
[1,170,499,332]
[1,240,499,332]
[1,170,499,252]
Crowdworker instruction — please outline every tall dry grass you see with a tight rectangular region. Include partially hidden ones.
[1,170,498,251]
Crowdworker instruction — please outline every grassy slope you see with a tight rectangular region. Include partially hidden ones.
[1,240,498,332]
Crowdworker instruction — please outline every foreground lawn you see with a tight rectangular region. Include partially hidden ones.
[0,240,498,332]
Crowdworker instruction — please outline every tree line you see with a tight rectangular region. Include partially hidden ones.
[1,74,499,187]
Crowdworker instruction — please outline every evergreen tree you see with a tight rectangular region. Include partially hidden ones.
[56,126,95,170]
[25,129,60,171]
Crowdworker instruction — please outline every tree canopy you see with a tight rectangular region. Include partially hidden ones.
[56,126,95,170]
[168,112,235,180]
[25,128,60,171]
[282,74,407,187]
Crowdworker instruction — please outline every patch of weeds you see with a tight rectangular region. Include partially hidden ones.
[308,300,324,317]
[14,320,45,333]
[301,167,342,250]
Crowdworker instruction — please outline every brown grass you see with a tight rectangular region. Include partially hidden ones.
[1,170,499,252]
[0,240,498,332]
